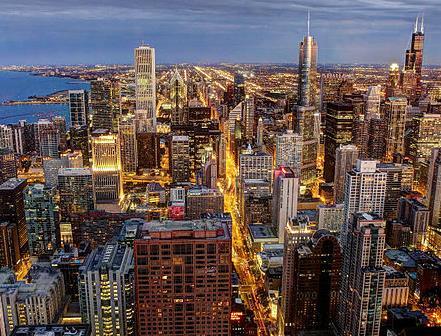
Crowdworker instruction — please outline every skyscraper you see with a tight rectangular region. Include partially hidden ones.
[334,145,359,204]
[239,149,273,183]
[68,90,89,128]
[324,102,354,183]
[170,135,190,182]
[36,119,60,158]
[336,213,386,336]
[24,184,57,257]
[297,13,318,107]
[401,16,425,102]
[272,167,299,242]
[79,243,135,336]
[0,178,28,255]
[281,230,342,335]
[386,63,401,98]
[118,114,138,173]
[234,73,246,105]
[427,148,441,228]
[186,186,224,220]
[134,45,156,133]
[275,130,303,175]
[242,97,255,141]
[91,130,122,202]
[385,97,408,161]
[90,78,113,131]
[0,148,17,184]
[134,219,232,335]
[170,68,187,125]
[57,168,95,243]
[342,160,387,238]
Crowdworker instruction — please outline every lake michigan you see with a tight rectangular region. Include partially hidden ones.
[0,70,90,125]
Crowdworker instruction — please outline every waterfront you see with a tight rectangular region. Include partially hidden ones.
[0,71,89,124]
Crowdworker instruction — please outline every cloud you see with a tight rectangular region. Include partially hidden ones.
[0,0,440,64]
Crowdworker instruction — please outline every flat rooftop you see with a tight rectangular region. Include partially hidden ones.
[0,178,26,190]
[11,325,91,336]
[58,168,92,176]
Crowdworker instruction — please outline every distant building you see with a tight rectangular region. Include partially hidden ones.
[272,167,299,242]
[0,148,17,184]
[170,135,190,182]
[68,90,89,128]
[385,97,408,161]
[90,79,113,131]
[36,119,60,158]
[118,114,138,173]
[170,68,187,125]
[186,186,224,220]
[91,130,121,202]
[134,45,156,133]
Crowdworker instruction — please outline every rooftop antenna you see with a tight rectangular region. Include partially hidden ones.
[414,16,419,33]
[307,10,311,36]
[420,14,424,34]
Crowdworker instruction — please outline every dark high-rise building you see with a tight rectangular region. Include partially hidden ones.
[170,135,191,182]
[401,17,425,103]
[281,230,342,335]
[69,126,91,166]
[170,68,188,125]
[134,219,232,336]
[398,198,430,248]
[68,90,89,128]
[0,148,17,184]
[0,178,28,255]
[137,132,160,169]
[234,73,246,105]
[324,102,354,183]
[385,97,408,161]
[90,79,113,131]
[0,221,21,270]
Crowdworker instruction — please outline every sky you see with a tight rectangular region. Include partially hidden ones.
[1,0,440,65]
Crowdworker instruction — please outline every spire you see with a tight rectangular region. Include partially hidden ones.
[420,15,424,34]
[307,10,311,36]
[414,16,419,33]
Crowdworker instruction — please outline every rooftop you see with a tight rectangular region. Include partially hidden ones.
[0,178,26,190]
[11,325,91,336]
[58,168,92,176]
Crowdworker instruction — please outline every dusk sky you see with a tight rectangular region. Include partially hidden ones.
[1,0,440,65]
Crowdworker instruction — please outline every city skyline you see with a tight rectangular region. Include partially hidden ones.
[1,1,441,65]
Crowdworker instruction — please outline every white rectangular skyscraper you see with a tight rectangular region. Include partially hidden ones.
[134,45,156,133]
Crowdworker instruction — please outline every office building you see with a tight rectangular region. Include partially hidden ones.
[68,90,89,128]
[297,17,318,108]
[91,130,122,202]
[239,149,272,183]
[0,148,17,184]
[386,63,402,98]
[57,168,95,239]
[334,145,359,203]
[377,163,414,220]
[11,325,91,336]
[170,135,190,182]
[281,230,342,335]
[36,119,60,158]
[0,178,28,254]
[79,243,134,336]
[118,114,138,173]
[234,73,246,105]
[385,97,408,161]
[186,186,224,220]
[134,45,156,133]
[324,102,354,182]
[275,130,302,175]
[408,113,441,164]
[170,68,187,125]
[342,160,387,238]
[90,79,113,131]
[294,105,319,188]
[241,179,272,226]
[134,219,232,335]
[24,184,57,257]
[0,125,13,151]
[397,198,430,248]
[0,221,20,270]
[70,126,91,166]
[242,97,255,141]
[0,266,65,336]
[336,213,386,336]
[401,17,425,102]
[382,267,409,309]
[272,167,299,242]
[427,149,441,228]
[318,204,345,232]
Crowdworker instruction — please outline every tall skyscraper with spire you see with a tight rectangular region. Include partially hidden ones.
[401,16,425,103]
[134,44,156,133]
[295,12,320,189]
[297,12,318,107]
